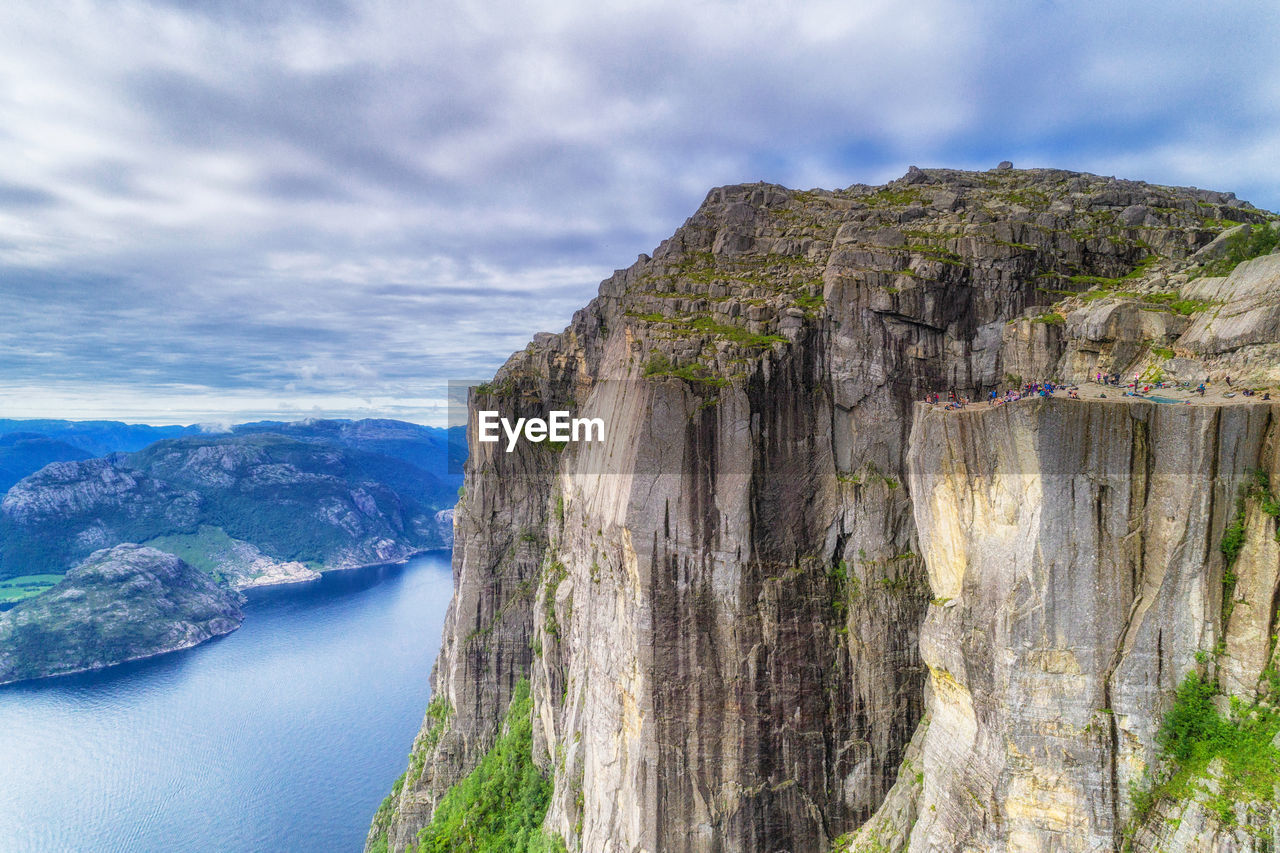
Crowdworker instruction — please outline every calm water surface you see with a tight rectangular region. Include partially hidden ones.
[0,551,453,852]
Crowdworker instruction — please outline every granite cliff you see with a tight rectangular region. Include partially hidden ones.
[374,166,1280,852]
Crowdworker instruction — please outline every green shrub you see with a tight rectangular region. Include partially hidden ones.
[1198,223,1280,278]
[417,680,565,853]
[367,772,407,853]
[643,353,674,377]
[1156,672,1222,763]
[1129,670,1280,838]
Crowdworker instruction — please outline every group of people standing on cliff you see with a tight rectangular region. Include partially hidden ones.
[923,390,969,410]
[927,373,1274,409]
[924,381,1066,410]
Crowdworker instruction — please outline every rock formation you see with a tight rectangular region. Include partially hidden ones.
[375,167,1280,852]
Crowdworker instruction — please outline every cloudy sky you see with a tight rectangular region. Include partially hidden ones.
[1,0,1278,425]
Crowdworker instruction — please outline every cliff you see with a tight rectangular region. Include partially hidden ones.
[0,544,243,685]
[878,398,1280,851]
[374,166,1279,852]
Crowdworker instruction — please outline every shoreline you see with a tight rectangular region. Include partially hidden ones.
[239,548,437,589]
[0,617,242,688]
[0,549,451,688]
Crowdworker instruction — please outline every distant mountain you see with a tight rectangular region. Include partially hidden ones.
[0,434,92,492]
[0,419,201,457]
[230,418,465,491]
[0,432,454,587]
[0,417,463,492]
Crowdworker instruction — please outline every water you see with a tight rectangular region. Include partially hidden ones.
[0,551,454,852]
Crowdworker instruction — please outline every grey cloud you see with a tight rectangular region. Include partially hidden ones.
[0,0,1278,423]
[0,182,58,208]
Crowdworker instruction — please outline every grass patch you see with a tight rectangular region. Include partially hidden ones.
[862,187,924,208]
[407,696,454,785]
[1220,470,1280,623]
[143,525,241,575]
[1130,291,1220,316]
[368,772,407,853]
[543,561,568,641]
[0,574,64,604]
[633,312,787,352]
[680,317,787,347]
[1076,287,1218,316]
[794,291,825,311]
[1032,312,1066,325]
[474,378,517,396]
[1128,671,1280,840]
[643,353,731,387]
[828,559,851,617]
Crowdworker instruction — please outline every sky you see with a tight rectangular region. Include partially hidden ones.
[1,0,1278,426]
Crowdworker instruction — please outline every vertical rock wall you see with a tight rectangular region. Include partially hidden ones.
[894,398,1279,852]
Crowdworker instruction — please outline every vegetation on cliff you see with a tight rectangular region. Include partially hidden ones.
[1129,670,1280,843]
[1195,222,1280,279]
[373,680,564,853]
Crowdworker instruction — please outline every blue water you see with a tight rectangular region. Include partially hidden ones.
[0,551,453,852]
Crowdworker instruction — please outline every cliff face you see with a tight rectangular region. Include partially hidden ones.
[377,167,1279,852]
[887,399,1280,852]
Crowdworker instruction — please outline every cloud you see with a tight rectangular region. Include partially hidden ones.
[0,0,1277,424]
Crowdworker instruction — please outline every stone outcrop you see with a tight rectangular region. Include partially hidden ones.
[376,167,1280,852]
[1005,222,1280,387]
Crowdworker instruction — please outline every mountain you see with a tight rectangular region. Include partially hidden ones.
[230,418,465,492]
[0,417,462,493]
[0,419,201,457]
[0,434,92,492]
[0,544,243,686]
[372,167,1280,853]
[0,432,454,589]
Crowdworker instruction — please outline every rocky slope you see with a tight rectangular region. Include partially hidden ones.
[0,544,243,685]
[375,166,1279,852]
[0,432,453,588]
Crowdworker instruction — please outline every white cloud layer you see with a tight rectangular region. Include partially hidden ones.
[1,0,1278,424]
